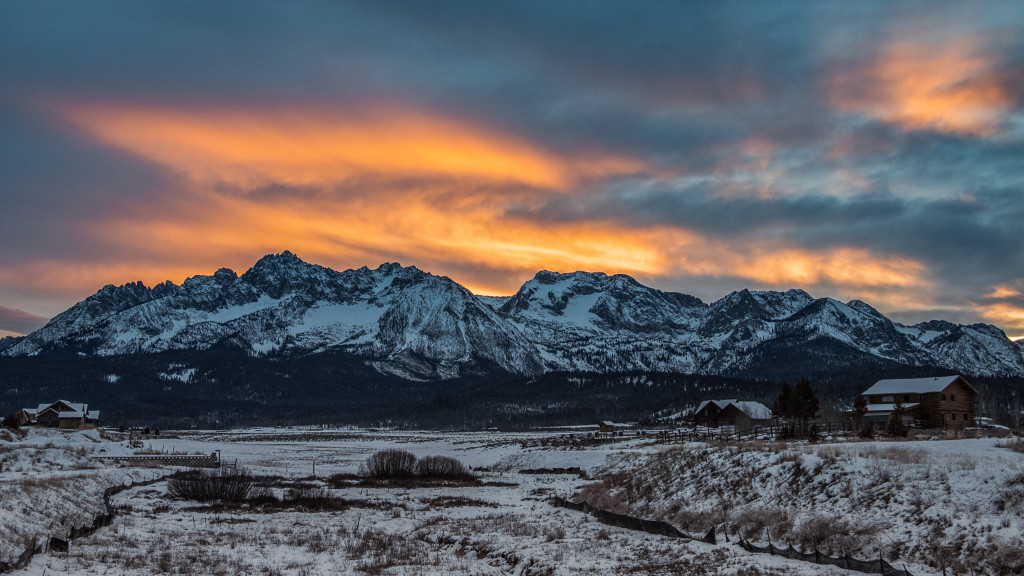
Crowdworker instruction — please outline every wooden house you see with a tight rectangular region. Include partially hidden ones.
[858,376,977,429]
[692,399,772,432]
[598,421,616,433]
[692,399,732,427]
[18,400,99,429]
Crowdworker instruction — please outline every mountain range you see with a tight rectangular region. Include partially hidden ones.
[2,251,1022,379]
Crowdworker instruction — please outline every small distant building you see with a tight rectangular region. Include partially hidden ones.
[13,408,37,427]
[598,421,616,433]
[857,375,977,429]
[691,399,772,432]
[17,400,100,429]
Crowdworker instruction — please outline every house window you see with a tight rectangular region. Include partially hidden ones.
[951,414,956,420]
[941,394,947,401]
[950,394,955,401]
[903,394,911,402]
[882,395,894,403]
[922,413,929,420]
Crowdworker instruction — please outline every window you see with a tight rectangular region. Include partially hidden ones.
[941,394,947,401]
[904,394,911,402]
[951,414,957,420]
[882,395,894,403]
[950,394,955,401]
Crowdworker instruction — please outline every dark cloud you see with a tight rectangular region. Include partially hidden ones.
[1,1,1024,332]
[0,306,48,335]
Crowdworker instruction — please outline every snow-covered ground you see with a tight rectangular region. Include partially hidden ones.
[2,427,1020,575]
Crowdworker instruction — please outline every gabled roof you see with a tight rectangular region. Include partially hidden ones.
[86,410,100,420]
[20,408,38,416]
[695,399,736,414]
[37,400,88,414]
[728,401,772,420]
[695,399,771,420]
[862,376,974,396]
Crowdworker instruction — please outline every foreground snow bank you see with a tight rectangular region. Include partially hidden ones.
[0,428,155,564]
[577,437,1024,576]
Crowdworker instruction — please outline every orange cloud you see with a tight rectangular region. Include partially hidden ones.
[77,184,696,296]
[831,37,1010,135]
[977,302,1024,339]
[32,99,941,326]
[732,247,926,289]
[985,284,1023,299]
[61,102,643,190]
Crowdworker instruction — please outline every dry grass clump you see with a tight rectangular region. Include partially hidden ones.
[730,507,792,541]
[857,445,927,464]
[790,515,880,555]
[993,472,1024,513]
[996,437,1024,454]
[167,468,261,503]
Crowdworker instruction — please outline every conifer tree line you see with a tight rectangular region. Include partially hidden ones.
[771,378,820,438]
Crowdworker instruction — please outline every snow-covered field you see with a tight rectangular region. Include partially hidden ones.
[2,426,1021,575]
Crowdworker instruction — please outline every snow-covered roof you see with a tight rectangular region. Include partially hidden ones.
[59,411,84,418]
[20,408,38,415]
[695,399,736,414]
[695,399,770,420]
[730,401,772,420]
[865,403,921,413]
[862,376,965,396]
[86,410,100,420]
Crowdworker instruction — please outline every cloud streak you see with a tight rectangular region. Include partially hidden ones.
[0,305,48,336]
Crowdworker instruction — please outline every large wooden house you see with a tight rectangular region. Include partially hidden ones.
[691,399,772,432]
[858,376,977,429]
[16,400,100,429]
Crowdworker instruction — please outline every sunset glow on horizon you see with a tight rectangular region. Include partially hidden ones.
[1,1,1023,340]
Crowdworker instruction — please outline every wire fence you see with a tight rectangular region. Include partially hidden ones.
[0,473,172,573]
[550,497,914,576]
[737,537,913,576]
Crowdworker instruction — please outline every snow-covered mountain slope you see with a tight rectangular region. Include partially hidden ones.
[498,271,707,373]
[5,252,1024,378]
[2,252,542,378]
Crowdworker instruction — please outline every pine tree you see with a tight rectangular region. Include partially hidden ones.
[852,394,868,431]
[794,378,819,435]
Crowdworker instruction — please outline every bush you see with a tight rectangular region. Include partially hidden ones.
[167,467,259,502]
[365,449,417,479]
[859,422,875,439]
[1,414,19,430]
[415,455,471,479]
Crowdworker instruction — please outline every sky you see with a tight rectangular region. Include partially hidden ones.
[1,1,1024,340]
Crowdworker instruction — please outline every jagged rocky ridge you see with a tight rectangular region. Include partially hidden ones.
[4,251,1023,378]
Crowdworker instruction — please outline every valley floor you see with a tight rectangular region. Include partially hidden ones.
[2,426,1021,575]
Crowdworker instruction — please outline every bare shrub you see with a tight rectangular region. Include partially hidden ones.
[414,455,471,479]
[731,507,790,541]
[988,543,1024,576]
[166,468,258,502]
[996,437,1024,454]
[792,515,879,554]
[994,473,1024,513]
[365,449,417,479]
[859,445,926,464]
